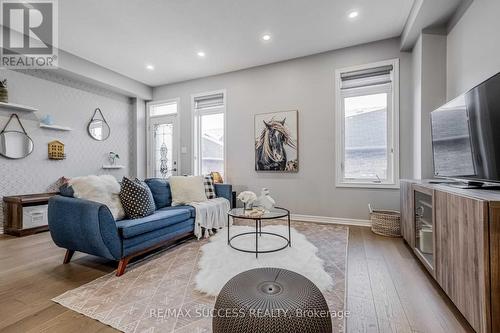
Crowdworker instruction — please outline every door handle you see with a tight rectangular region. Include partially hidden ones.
[172,168,177,172]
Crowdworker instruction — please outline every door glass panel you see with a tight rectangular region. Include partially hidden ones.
[414,191,433,268]
[344,93,388,180]
[153,122,173,178]
[200,113,224,176]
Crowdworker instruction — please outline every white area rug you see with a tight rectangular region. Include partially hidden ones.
[195,225,333,296]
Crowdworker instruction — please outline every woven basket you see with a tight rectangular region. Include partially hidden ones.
[369,204,401,237]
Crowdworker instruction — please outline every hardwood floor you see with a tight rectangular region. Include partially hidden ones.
[0,227,474,333]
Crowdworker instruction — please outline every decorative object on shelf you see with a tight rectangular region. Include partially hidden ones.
[108,151,120,165]
[237,191,257,210]
[87,108,110,141]
[40,114,54,125]
[255,110,298,172]
[210,171,223,183]
[368,204,401,237]
[254,188,276,211]
[47,140,66,160]
[159,142,169,178]
[0,113,34,159]
[0,79,8,103]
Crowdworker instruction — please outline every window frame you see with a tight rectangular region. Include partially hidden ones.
[334,59,400,189]
[191,89,227,177]
[146,98,181,178]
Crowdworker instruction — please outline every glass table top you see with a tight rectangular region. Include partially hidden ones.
[228,207,289,219]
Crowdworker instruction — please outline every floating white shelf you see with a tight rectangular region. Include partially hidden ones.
[0,102,38,112]
[102,164,125,169]
[40,124,73,131]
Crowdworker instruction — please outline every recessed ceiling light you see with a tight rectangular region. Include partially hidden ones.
[197,51,206,57]
[262,34,271,41]
[146,64,154,70]
[348,11,359,19]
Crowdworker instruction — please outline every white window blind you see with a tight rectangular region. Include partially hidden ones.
[194,93,224,110]
[340,65,393,90]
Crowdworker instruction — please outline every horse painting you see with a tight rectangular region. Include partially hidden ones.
[255,111,298,172]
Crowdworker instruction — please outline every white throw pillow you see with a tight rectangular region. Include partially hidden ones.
[68,175,125,220]
[169,175,208,205]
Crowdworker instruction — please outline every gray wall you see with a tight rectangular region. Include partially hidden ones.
[153,38,412,220]
[447,0,500,99]
[0,69,134,232]
[411,33,447,179]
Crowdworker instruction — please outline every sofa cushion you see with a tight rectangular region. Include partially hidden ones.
[203,175,216,199]
[116,206,193,238]
[122,219,194,257]
[170,175,207,205]
[144,178,172,209]
[119,177,156,219]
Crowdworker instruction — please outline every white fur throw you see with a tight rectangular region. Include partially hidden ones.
[68,175,125,220]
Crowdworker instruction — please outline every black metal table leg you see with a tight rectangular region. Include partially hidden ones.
[255,219,259,258]
[227,214,230,244]
[288,213,291,247]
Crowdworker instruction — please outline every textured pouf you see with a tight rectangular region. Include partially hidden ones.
[213,267,332,333]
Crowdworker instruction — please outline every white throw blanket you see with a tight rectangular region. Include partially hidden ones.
[189,198,231,239]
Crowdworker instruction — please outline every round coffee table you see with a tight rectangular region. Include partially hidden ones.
[227,207,291,258]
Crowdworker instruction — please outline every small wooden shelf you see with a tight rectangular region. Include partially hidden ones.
[102,164,125,169]
[0,102,38,112]
[40,124,73,131]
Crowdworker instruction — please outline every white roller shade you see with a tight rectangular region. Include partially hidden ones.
[341,65,393,89]
[194,93,224,109]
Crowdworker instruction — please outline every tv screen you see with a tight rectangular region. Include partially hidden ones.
[431,72,500,183]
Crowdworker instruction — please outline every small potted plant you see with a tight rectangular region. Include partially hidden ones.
[108,152,120,165]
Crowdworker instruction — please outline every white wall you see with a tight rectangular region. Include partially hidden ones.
[447,0,500,99]
[0,69,134,232]
[153,38,412,220]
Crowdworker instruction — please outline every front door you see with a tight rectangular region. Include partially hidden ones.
[149,115,179,178]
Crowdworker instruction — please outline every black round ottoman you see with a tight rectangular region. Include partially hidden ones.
[213,267,332,333]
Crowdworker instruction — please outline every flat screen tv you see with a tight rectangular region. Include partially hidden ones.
[431,72,500,186]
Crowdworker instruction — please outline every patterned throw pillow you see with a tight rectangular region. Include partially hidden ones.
[204,175,216,199]
[119,177,156,219]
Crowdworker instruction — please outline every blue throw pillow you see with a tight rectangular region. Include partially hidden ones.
[59,183,74,197]
[144,178,172,209]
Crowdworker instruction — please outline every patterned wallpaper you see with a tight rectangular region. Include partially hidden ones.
[0,69,135,233]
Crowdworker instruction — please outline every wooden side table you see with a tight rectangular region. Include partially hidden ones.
[3,193,58,237]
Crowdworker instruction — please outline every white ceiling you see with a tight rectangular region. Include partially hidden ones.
[59,0,414,87]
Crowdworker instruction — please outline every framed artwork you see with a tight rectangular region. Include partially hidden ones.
[255,110,298,172]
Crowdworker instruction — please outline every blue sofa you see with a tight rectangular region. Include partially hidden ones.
[48,178,232,276]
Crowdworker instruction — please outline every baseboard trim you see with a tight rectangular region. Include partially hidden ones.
[287,214,371,227]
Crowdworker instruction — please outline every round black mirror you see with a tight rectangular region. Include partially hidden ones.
[87,108,110,141]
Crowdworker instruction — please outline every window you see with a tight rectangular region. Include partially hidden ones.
[147,99,180,178]
[149,100,178,117]
[192,91,226,177]
[335,59,399,188]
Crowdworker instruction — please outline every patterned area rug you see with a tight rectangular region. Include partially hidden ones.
[53,220,348,333]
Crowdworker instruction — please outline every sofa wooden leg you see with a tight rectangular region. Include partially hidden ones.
[116,258,130,277]
[63,250,75,264]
